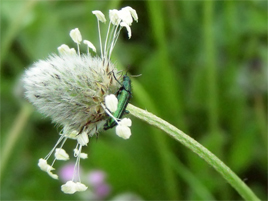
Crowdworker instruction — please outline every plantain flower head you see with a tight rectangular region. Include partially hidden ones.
[22,6,138,194]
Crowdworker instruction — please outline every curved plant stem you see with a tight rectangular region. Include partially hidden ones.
[127,104,260,201]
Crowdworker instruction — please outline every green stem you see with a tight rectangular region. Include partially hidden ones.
[204,1,219,134]
[0,0,36,67]
[0,103,33,180]
[168,152,215,200]
[127,104,260,201]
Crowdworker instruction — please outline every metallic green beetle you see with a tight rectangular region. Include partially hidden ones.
[103,74,131,130]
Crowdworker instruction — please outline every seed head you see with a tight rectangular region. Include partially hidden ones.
[23,54,120,136]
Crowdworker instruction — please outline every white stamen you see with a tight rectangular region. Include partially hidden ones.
[103,22,113,59]
[118,7,133,26]
[74,148,88,159]
[109,9,121,25]
[69,28,82,44]
[57,44,76,55]
[92,12,104,58]
[55,148,70,160]
[115,118,132,139]
[92,10,106,23]
[105,94,118,112]
[108,25,121,59]
[70,28,82,56]
[38,158,49,171]
[63,129,79,139]
[47,167,59,179]
[83,40,96,53]
[77,132,89,146]
[125,6,138,22]
[120,118,132,127]
[75,182,88,192]
[73,144,82,182]
[116,124,131,139]
[61,181,77,194]
[38,158,58,179]
[120,22,132,38]
[101,103,119,124]
[61,181,88,194]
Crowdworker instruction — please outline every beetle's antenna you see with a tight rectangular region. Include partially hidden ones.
[111,70,123,86]
[129,74,142,78]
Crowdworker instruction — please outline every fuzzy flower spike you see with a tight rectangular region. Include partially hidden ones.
[23,6,138,194]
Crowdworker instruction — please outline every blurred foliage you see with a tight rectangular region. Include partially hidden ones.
[0,0,267,200]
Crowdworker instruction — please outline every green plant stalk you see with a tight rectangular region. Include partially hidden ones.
[0,103,33,180]
[0,0,36,67]
[127,104,260,201]
[168,152,215,200]
[204,1,219,134]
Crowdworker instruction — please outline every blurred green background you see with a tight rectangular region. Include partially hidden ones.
[1,0,267,200]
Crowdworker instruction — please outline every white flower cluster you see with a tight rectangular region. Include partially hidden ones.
[103,95,132,139]
[92,6,138,60]
[23,6,138,194]
[37,131,89,193]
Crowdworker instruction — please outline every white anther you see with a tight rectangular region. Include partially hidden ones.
[92,10,106,23]
[116,124,131,139]
[83,40,96,52]
[105,94,118,112]
[119,7,133,26]
[120,118,132,127]
[77,132,89,146]
[57,44,76,55]
[55,148,70,160]
[70,28,82,44]
[125,6,138,22]
[120,22,132,38]
[109,9,121,25]
[74,148,88,159]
